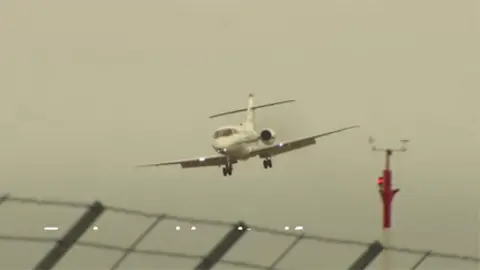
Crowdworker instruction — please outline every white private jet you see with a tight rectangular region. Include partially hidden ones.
[137,94,359,176]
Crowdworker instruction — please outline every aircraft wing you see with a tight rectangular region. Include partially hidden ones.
[136,154,235,169]
[249,125,360,158]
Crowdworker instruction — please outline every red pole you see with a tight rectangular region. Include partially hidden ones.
[370,138,408,270]
[383,169,392,229]
[381,150,399,229]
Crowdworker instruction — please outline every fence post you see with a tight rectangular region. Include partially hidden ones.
[410,251,432,270]
[110,215,165,270]
[348,241,384,270]
[33,201,105,270]
[194,221,248,270]
[0,194,9,206]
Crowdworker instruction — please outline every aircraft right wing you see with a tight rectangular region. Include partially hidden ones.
[136,154,236,169]
[248,125,360,158]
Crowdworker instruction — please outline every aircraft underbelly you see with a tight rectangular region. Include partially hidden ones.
[227,143,250,159]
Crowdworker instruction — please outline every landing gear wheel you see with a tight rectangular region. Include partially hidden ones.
[222,166,233,176]
[263,159,273,169]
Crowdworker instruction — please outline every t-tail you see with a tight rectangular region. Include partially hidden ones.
[244,93,255,131]
[208,93,296,131]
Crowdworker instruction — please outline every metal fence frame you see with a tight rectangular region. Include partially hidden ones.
[0,194,478,270]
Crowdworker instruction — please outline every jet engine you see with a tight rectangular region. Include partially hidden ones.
[259,128,276,145]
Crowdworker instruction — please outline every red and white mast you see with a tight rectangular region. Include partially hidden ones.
[369,137,409,270]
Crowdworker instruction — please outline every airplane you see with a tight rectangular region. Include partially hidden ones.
[137,94,359,176]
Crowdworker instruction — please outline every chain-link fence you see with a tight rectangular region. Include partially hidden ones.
[0,194,478,270]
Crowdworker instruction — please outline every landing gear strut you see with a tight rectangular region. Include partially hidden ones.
[263,158,272,169]
[222,164,233,176]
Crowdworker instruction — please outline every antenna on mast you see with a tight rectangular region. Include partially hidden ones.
[368,137,410,152]
[368,135,410,270]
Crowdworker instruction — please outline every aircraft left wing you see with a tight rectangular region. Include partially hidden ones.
[249,125,360,158]
[136,154,235,169]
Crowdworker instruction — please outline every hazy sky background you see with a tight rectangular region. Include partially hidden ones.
[1,0,479,269]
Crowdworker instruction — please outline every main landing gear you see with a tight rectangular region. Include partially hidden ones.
[263,158,272,169]
[222,164,233,176]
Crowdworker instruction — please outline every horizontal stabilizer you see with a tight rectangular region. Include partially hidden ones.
[209,99,295,119]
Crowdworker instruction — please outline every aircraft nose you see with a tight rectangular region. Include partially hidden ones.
[212,144,227,154]
[213,139,229,152]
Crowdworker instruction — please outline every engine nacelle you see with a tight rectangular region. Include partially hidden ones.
[259,128,276,145]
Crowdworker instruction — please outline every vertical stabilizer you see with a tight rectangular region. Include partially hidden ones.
[244,93,255,131]
[208,94,295,130]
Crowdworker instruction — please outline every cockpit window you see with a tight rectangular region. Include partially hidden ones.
[213,128,237,139]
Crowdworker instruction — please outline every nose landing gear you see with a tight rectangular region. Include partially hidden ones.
[262,158,272,169]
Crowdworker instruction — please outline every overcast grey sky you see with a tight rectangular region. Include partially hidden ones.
[1,0,479,269]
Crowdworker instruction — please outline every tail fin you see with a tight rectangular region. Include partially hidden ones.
[209,94,296,130]
[245,93,255,130]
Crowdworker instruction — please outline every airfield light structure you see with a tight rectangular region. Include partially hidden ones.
[368,137,409,270]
